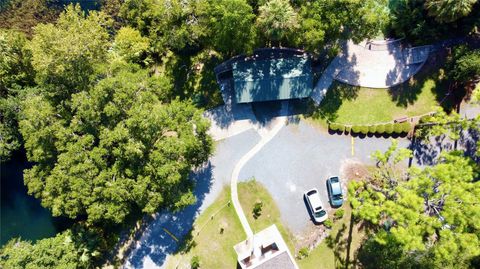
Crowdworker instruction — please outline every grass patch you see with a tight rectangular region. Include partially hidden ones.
[166,180,295,268]
[238,179,296,254]
[298,204,368,269]
[308,63,449,125]
[166,187,244,269]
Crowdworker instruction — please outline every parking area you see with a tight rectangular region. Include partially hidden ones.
[239,120,409,235]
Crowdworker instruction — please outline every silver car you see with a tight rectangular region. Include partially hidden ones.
[304,188,328,223]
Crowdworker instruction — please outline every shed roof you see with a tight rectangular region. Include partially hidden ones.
[232,56,313,103]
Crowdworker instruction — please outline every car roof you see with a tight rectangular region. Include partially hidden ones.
[306,189,323,209]
[329,177,342,195]
[331,181,342,195]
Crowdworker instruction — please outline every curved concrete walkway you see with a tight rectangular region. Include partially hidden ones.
[230,114,287,237]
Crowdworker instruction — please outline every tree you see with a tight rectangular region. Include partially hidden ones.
[202,0,256,56]
[114,26,150,64]
[298,0,389,54]
[425,0,478,23]
[19,68,212,225]
[28,5,110,104]
[349,141,480,268]
[256,0,298,46]
[0,0,60,36]
[0,30,35,161]
[0,225,106,269]
[120,0,207,54]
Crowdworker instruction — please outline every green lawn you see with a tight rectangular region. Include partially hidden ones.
[166,180,295,268]
[299,204,368,269]
[308,65,448,125]
[238,179,296,254]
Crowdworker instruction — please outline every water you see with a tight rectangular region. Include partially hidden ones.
[0,151,71,246]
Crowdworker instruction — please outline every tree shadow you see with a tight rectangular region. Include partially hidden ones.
[309,82,361,122]
[124,162,214,268]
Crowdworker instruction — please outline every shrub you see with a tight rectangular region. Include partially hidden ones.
[376,124,385,134]
[324,219,333,228]
[191,256,200,269]
[384,123,394,134]
[360,126,369,135]
[329,123,344,132]
[368,125,377,134]
[401,122,412,133]
[334,209,345,219]
[252,201,263,219]
[351,125,361,133]
[393,123,404,134]
[298,247,310,259]
[345,125,351,133]
[419,115,433,123]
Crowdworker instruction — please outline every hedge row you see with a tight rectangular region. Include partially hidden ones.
[329,122,412,135]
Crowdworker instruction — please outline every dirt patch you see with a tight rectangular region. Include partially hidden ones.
[341,160,372,181]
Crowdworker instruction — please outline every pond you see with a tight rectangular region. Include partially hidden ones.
[1,151,72,246]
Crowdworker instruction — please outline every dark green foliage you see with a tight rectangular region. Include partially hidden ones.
[0,0,61,36]
[256,0,298,46]
[297,0,389,54]
[0,225,106,268]
[252,200,263,219]
[388,0,480,44]
[0,30,35,160]
[20,67,212,224]
[202,0,256,56]
[350,142,480,268]
[28,5,110,105]
[120,0,207,54]
[448,46,480,84]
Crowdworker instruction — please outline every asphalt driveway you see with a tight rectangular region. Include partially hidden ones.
[238,120,409,235]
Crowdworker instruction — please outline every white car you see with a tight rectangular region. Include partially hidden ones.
[304,188,328,223]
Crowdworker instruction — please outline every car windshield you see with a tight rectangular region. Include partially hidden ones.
[334,194,343,200]
[314,210,326,218]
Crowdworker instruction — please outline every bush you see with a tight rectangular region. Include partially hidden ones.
[329,123,344,132]
[298,247,310,259]
[368,125,377,134]
[191,256,200,269]
[334,209,345,219]
[401,122,411,133]
[419,115,433,124]
[376,124,385,134]
[252,201,263,219]
[360,126,369,135]
[345,125,351,133]
[384,123,394,134]
[324,219,333,228]
[393,123,404,134]
[351,125,361,133]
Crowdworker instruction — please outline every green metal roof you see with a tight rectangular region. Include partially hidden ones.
[232,56,313,103]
